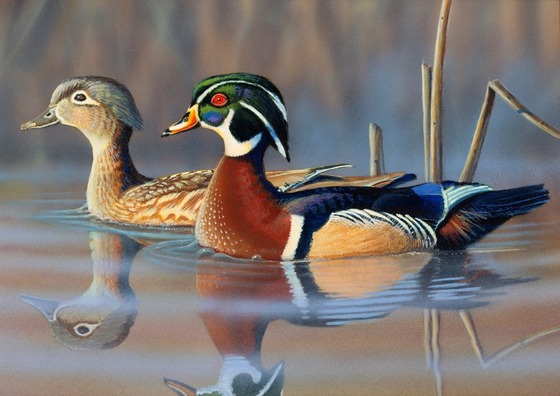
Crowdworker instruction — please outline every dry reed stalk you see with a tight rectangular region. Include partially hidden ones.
[429,0,453,183]
[460,80,560,182]
[459,85,495,182]
[490,80,560,139]
[422,63,433,182]
[369,123,385,176]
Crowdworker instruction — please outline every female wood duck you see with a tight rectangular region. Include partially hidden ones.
[20,76,403,227]
[163,73,549,260]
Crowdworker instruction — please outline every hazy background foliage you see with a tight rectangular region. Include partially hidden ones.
[1,0,559,187]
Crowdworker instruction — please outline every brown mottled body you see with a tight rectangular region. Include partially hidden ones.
[85,126,209,226]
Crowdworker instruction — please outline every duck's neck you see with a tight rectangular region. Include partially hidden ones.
[196,144,292,260]
[210,142,275,195]
[86,124,149,218]
[88,232,139,299]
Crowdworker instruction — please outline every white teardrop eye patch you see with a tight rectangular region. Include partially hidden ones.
[73,322,101,337]
[71,90,98,105]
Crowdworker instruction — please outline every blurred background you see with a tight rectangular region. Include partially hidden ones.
[1,0,559,189]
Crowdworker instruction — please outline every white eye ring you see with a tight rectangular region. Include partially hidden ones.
[73,322,101,337]
[71,90,97,105]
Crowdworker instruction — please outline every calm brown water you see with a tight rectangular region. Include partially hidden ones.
[1,177,560,396]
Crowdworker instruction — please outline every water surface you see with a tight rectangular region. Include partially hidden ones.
[1,181,560,396]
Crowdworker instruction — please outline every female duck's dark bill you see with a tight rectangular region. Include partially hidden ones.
[162,104,200,137]
[20,106,60,130]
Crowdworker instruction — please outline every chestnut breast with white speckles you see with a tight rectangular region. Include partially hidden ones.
[195,156,292,260]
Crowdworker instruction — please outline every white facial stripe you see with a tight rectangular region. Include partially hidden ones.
[239,101,287,159]
[282,214,304,260]
[201,109,263,157]
[197,79,288,121]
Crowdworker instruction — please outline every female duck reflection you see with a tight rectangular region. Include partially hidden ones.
[152,247,528,396]
[21,231,139,350]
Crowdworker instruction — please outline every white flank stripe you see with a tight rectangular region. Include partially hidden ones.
[406,215,427,240]
[239,101,287,159]
[197,79,288,121]
[281,261,310,317]
[398,214,418,235]
[363,209,394,225]
[281,214,304,260]
[388,213,411,232]
[417,218,437,247]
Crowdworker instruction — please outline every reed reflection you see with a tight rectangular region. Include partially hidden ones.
[21,231,140,350]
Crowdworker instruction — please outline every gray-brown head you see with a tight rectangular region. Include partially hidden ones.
[20,291,138,350]
[20,76,143,144]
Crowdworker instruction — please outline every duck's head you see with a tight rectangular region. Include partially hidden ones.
[20,76,143,144]
[20,292,138,350]
[163,73,290,161]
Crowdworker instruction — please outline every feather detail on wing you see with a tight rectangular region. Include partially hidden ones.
[269,163,352,191]
[307,209,436,259]
[122,170,214,202]
[288,172,413,192]
[273,163,413,192]
[441,182,493,215]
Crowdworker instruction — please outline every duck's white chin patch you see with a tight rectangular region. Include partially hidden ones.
[203,109,263,157]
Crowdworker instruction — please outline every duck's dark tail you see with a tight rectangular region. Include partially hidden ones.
[437,184,549,249]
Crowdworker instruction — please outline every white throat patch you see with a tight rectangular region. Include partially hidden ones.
[202,109,263,157]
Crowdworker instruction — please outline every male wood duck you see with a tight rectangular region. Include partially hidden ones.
[20,76,403,227]
[163,73,549,260]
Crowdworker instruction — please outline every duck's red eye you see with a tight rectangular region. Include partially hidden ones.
[210,93,228,107]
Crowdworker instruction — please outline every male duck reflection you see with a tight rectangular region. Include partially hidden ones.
[20,76,402,226]
[161,250,529,395]
[164,73,549,260]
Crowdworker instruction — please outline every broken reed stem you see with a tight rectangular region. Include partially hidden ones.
[490,80,560,139]
[459,310,560,369]
[459,85,496,182]
[460,79,560,182]
[422,63,433,182]
[369,123,385,176]
[429,0,452,183]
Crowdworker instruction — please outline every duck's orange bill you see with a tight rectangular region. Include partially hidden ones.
[162,104,200,137]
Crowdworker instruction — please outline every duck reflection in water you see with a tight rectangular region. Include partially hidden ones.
[159,247,539,396]
[20,231,140,350]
